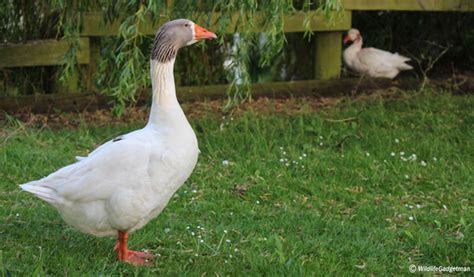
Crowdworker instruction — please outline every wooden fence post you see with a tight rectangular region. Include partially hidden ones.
[84,37,100,92]
[314,31,342,80]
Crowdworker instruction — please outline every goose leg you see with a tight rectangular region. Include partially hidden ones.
[115,231,155,266]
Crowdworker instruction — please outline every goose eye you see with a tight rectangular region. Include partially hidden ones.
[184,23,190,27]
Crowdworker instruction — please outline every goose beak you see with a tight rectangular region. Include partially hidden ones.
[194,24,217,40]
[343,35,351,44]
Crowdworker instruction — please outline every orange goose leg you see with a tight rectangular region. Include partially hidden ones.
[115,231,155,266]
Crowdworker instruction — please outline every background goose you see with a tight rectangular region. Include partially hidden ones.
[343,28,413,79]
[20,19,216,266]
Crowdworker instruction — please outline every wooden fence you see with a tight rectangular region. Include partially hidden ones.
[0,0,473,112]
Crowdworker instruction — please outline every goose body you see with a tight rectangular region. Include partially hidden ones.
[22,114,198,237]
[343,28,413,79]
[20,19,217,265]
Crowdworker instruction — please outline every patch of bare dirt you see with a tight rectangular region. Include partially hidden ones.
[2,74,472,129]
[1,96,347,129]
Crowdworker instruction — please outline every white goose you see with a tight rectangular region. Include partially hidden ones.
[343,28,413,79]
[20,19,217,266]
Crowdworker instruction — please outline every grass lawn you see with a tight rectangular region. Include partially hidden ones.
[1,89,472,275]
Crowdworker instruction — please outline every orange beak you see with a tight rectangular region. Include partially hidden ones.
[343,35,351,44]
[194,24,217,40]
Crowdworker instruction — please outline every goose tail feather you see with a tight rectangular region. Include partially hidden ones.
[20,183,56,203]
[398,62,413,71]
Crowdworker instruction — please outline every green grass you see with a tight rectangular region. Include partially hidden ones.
[1,90,473,275]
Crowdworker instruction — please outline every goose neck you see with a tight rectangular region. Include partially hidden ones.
[344,37,363,64]
[352,36,363,50]
[148,59,183,126]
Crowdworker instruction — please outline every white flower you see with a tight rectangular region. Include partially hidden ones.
[283,151,287,155]
[390,152,395,157]
[195,253,199,257]
[420,160,427,166]
[191,232,195,236]
[186,226,190,230]
[319,142,323,146]
[164,228,171,233]
[443,204,448,210]
[319,136,323,140]
[408,216,414,221]
[234,248,238,252]
[299,156,303,160]
[383,160,387,163]
[16,213,19,217]
[279,147,283,150]
[365,152,370,156]
[433,157,438,161]
[199,239,204,243]
[224,230,228,234]
[256,200,260,204]
[303,153,307,157]
[404,175,409,179]
[416,204,421,209]
[225,239,231,243]
[192,189,197,193]
[222,160,230,166]
[285,163,289,166]
[301,165,305,169]
[395,138,400,143]
[279,158,284,162]
[400,151,405,156]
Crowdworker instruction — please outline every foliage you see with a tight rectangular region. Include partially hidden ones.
[2,2,474,110]
[0,0,342,112]
[1,90,473,274]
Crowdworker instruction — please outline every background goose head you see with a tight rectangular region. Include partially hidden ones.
[151,19,217,62]
[343,28,361,44]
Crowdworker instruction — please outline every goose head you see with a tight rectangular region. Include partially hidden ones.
[343,28,361,44]
[151,19,217,62]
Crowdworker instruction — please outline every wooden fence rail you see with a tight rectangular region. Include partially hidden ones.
[0,39,90,68]
[343,0,474,11]
[0,0,473,112]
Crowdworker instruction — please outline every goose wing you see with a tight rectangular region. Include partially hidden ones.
[20,130,160,204]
